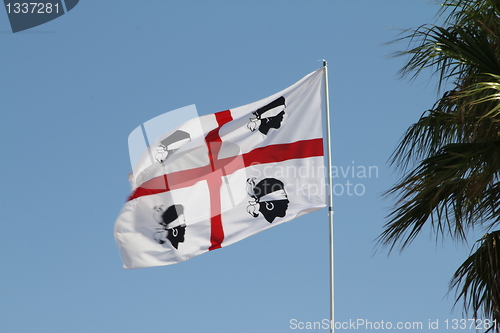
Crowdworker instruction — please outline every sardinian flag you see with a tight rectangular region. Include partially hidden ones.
[114,67,327,268]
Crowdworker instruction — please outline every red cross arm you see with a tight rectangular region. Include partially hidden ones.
[127,138,324,202]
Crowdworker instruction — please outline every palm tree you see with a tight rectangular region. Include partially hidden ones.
[379,0,500,326]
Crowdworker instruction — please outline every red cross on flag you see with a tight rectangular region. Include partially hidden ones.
[114,67,327,268]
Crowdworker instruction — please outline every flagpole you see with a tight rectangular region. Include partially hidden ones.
[322,59,335,333]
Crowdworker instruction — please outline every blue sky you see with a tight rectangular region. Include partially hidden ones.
[0,1,486,332]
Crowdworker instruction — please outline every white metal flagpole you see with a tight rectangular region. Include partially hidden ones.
[322,59,335,333]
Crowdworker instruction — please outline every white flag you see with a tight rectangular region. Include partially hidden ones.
[114,67,327,268]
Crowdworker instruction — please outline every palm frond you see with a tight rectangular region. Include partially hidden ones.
[382,0,500,323]
[451,230,500,322]
[381,141,500,251]
[396,24,500,87]
[390,83,500,171]
[441,0,500,31]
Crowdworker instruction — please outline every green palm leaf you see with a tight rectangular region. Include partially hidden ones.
[382,0,500,325]
[451,231,500,322]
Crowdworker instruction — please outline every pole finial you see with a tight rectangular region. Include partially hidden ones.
[319,59,328,67]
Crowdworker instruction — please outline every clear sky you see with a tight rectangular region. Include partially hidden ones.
[0,1,484,332]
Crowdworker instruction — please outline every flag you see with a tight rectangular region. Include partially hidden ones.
[114,67,327,268]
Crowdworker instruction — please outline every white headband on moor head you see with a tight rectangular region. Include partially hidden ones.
[258,189,288,202]
[165,214,186,229]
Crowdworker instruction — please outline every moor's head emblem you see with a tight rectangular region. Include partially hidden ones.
[153,204,187,249]
[247,96,286,135]
[246,177,289,223]
[154,130,191,163]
